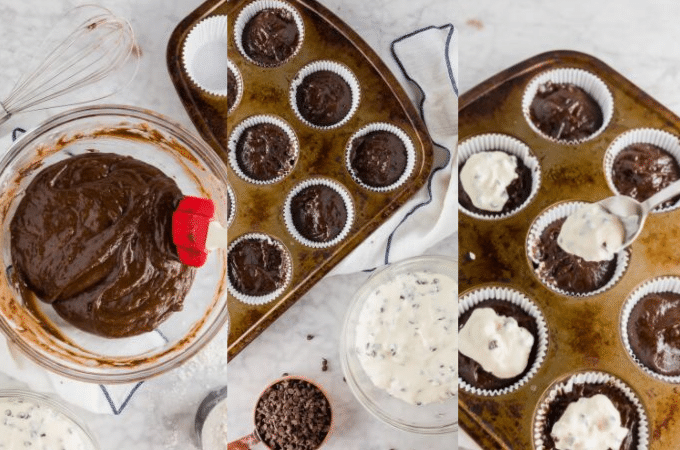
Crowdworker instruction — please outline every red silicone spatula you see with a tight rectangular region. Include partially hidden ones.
[172,196,228,267]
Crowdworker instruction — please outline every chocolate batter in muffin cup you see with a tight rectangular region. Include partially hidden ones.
[522,68,613,144]
[226,60,243,114]
[228,115,299,184]
[345,122,415,191]
[527,201,630,297]
[457,133,541,219]
[290,60,361,130]
[283,178,355,248]
[621,277,680,383]
[533,371,649,450]
[234,0,304,68]
[458,286,548,397]
[182,15,231,97]
[227,183,236,227]
[604,128,680,213]
[227,233,293,305]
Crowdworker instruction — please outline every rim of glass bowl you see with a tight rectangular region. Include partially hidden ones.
[339,254,457,435]
[0,105,231,383]
[0,389,100,449]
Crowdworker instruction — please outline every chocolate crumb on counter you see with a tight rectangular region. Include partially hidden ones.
[321,358,328,372]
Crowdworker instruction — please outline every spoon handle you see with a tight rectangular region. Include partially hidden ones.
[641,178,680,212]
[228,431,261,449]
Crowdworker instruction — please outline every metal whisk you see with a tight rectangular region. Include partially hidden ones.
[0,4,138,125]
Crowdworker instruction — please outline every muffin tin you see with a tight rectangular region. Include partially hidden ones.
[459,51,680,449]
[167,0,433,359]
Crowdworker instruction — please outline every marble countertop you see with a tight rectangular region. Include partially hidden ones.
[457,0,680,448]
[0,0,456,449]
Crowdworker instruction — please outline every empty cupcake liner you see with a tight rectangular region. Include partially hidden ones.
[604,128,680,213]
[522,68,614,144]
[227,59,244,114]
[182,15,231,96]
[526,201,630,297]
[458,286,548,397]
[283,178,355,248]
[290,60,361,130]
[227,233,293,305]
[457,133,541,219]
[228,114,299,185]
[227,183,236,227]
[345,122,416,192]
[533,371,649,450]
[233,0,304,68]
[621,276,680,383]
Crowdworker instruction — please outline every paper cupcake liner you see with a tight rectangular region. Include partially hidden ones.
[182,15,231,97]
[344,122,416,192]
[458,286,548,397]
[290,60,361,130]
[227,233,293,305]
[227,115,299,184]
[526,201,630,297]
[226,183,236,227]
[457,133,541,219]
[621,276,680,383]
[283,178,355,248]
[227,59,243,114]
[533,371,649,450]
[522,68,614,144]
[233,0,304,68]
[604,128,680,213]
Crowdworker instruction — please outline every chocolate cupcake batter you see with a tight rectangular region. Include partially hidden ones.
[530,81,603,141]
[541,382,639,450]
[350,130,407,188]
[242,8,299,66]
[290,184,347,243]
[458,150,533,215]
[628,291,680,376]
[10,152,195,338]
[235,122,296,182]
[534,218,618,294]
[612,142,680,208]
[228,236,290,297]
[296,70,352,127]
[227,67,238,111]
[458,299,538,391]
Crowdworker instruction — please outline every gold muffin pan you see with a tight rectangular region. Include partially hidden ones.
[459,50,680,449]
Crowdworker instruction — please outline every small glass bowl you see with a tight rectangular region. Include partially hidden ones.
[0,389,99,449]
[339,255,457,434]
[0,105,230,383]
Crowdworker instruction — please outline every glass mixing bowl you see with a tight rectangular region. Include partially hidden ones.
[340,255,457,434]
[0,105,230,383]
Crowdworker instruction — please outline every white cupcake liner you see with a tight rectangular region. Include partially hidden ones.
[526,201,630,297]
[227,59,243,114]
[604,128,680,213]
[234,0,304,68]
[533,371,649,450]
[227,114,299,184]
[457,133,541,219]
[227,233,293,305]
[458,286,548,397]
[226,183,236,227]
[182,15,231,96]
[290,60,361,130]
[345,122,416,192]
[522,68,614,144]
[283,178,355,248]
[621,276,680,383]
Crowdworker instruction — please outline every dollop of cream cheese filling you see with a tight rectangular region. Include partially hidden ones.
[460,151,518,212]
[458,307,534,379]
[551,394,629,450]
[557,203,625,261]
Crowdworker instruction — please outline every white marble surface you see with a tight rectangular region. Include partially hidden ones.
[0,0,456,450]
[455,0,680,449]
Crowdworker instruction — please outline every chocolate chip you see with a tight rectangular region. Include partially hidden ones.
[321,358,328,372]
[306,334,314,340]
[489,340,498,350]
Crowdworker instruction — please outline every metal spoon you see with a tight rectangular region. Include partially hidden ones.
[597,178,680,248]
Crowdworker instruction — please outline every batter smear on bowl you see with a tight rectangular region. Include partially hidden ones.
[10,152,196,338]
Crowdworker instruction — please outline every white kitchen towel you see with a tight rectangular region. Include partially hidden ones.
[332,23,458,274]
